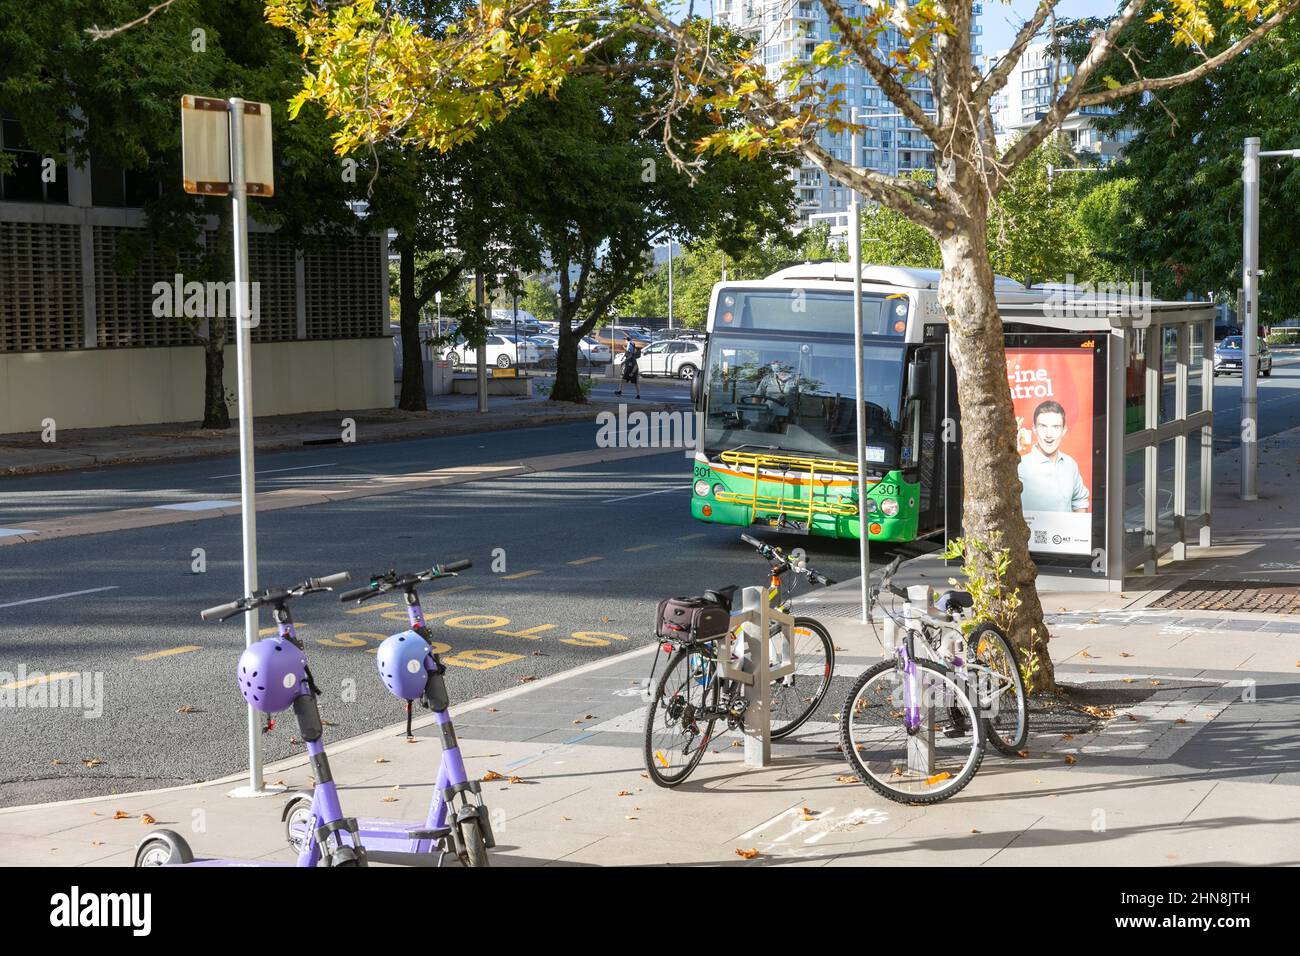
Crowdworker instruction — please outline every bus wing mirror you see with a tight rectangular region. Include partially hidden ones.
[907,357,928,403]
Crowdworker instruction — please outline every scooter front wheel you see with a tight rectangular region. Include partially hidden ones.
[458,818,490,867]
[284,797,314,854]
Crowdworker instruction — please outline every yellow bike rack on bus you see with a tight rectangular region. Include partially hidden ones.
[714,450,866,526]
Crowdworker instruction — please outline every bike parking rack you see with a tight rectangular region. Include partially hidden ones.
[713,586,796,768]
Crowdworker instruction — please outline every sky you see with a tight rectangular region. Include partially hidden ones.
[981,0,1119,57]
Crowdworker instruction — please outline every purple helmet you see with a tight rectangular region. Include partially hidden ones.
[376,630,431,701]
[236,638,306,713]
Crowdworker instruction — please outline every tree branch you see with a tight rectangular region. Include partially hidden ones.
[817,0,944,144]
[972,0,1061,109]
[86,0,179,40]
[1077,0,1300,108]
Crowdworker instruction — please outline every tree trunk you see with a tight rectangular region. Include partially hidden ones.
[549,310,586,403]
[397,243,428,412]
[937,221,1055,691]
[201,336,230,430]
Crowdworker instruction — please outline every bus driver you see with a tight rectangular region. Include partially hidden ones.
[1018,399,1089,513]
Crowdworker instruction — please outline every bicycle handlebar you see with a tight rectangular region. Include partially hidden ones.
[200,600,241,622]
[740,534,832,587]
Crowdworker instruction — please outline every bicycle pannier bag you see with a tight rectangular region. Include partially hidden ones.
[656,596,730,644]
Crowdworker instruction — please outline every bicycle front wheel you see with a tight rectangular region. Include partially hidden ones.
[838,658,984,804]
[644,647,719,788]
[967,622,1028,755]
[769,617,835,739]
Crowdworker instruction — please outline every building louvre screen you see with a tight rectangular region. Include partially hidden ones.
[0,221,83,352]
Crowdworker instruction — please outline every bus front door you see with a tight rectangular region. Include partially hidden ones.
[902,344,946,537]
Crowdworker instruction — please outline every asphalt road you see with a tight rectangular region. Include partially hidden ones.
[0,444,875,806]
[1211,359,1300,446]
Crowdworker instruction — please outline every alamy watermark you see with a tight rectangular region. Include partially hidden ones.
[1045,274,1153,327]
[152,273,260,327]
[0,667,103,718]
[595,405,699,457]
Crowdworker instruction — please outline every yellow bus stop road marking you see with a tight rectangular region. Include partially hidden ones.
[502,570,542,580]
[134,646,203,662]
[567,556,604,566]
[623,544,657,553]
[1,671,79,690]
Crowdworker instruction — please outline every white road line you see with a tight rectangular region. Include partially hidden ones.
[0,529,35,538]
[209,463,337,479]
[155,500,233,512]
[602,484,690,503]
[0,586,119,610]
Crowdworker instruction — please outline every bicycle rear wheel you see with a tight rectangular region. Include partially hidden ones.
[769,617,835,739]
[838,658,984,804]
[644,646,719,788]
[967,622,1028,755]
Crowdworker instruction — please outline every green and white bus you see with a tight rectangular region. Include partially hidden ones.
[688,263,1115,543]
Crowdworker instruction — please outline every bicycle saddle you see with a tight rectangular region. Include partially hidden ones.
[702,586,739,612]
[935,590,973,614]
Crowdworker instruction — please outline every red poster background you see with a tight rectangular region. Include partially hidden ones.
[1006,347,1095,512]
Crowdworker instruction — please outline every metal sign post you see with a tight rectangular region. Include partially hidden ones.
[181,94,274,795]
[849,200,871,622]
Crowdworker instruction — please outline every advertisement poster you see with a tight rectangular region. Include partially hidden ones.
[1006,347,1095,556]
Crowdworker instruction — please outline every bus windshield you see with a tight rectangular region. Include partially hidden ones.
[702,333,907,468]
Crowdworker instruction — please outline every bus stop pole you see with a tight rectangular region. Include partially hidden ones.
[849,200,871,623]
[228,97,263,793]
[1241,137,1260,501]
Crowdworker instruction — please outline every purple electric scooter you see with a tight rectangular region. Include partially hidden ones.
[135,573,369,867]
[281,560,495,867]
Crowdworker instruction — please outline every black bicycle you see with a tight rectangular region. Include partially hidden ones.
[643,534,836,787]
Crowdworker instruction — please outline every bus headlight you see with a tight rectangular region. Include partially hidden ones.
[880,498,900,517]
[713,484,726,497]
[693,480,711,498]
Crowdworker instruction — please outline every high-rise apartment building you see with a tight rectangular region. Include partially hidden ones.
[712,1,984,227]
[986,39,1135,161]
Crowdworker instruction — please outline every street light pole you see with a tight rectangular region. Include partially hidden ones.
[1241,139,1300,500]
[666,239,674,330]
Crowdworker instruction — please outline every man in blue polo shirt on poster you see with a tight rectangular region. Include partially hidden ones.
[1018,399,1089,513]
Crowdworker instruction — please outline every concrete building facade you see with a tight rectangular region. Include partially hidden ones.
[0,117,391,435]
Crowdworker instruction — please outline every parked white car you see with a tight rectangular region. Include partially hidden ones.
[580,336,613,363]
[619,338,705,379]
[443,332,539,368]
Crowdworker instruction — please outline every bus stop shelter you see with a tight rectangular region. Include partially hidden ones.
[995,298,1216,590]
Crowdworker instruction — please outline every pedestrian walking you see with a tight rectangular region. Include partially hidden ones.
[615,339,642,399]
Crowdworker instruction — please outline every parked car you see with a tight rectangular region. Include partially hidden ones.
[443,332,539,369]
[580,336,613,363]
[595,327,651,353]
[618,337,705,380]
[525,334,557,365]
[1213,335,1272,377]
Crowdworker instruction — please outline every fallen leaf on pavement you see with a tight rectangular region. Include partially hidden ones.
[1122,678,1136,684]
[508,776,523,784]
[374,757,389,764]
[82,758,103,768]
[91,841,102,847]
[518,675,538,684]
[1175,718,1188,725]
[835,775,858,784]
[383,797,397,803]
[486,708,498,713]
[1119,652,1132,658]
[1150,680,1162,686]
[625,816,637,821]
[1126,714,1139,722]
[405,737,419,744]
[970,828,979,834]
[112,811,130,820]
[176,705,195,714]
[560,816,570,822]
[734,847,760,860]
[1016,750,1029,759]
[1062,734,1074,741]
[1063,755,1077,765]
[616,790,633,797]
[50,759,62,766]
[392,785,401,791]
[140,813,156,824]
[482,771,505,782]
